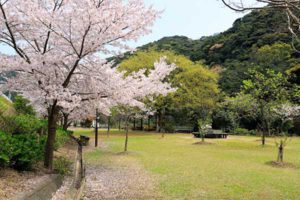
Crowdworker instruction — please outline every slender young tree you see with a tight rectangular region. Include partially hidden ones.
[242,69,290,145]
[273,103,300,163]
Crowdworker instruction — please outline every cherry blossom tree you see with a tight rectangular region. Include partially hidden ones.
[0,0,165,169]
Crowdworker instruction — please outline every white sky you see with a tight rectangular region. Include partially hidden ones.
[0,0,249,55]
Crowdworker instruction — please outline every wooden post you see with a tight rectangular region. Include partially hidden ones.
[107,116,110,137]
[95,108,99,147]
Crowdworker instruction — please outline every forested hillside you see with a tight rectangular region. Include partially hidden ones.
[117,8,299,95]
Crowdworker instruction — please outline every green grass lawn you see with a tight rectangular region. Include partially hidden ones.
[74,128,300,200]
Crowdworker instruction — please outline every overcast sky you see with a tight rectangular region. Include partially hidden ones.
[133,0,247,46]
[0,0,247,55]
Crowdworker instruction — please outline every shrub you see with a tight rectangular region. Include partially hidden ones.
[54,128,72,150]
[0,114,46,135]
[0,131,45,170]
[164,121,175,133]
[0,131,12,167]
[248,130,257,136]
[13,95,35,116]
[234,128,250,135]
[53,156,72,176]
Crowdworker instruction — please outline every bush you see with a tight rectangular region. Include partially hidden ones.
[0,131,12,167]
[164,121,175,133]
[54,128,72,150]
[13,95,36,116]
[53,156,72,176]
[0,131,45,170]
[234,128,250,135]
[0,114,46,135]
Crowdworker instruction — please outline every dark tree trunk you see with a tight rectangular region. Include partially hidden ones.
[107,116,110,137]
[156,112,161,132]
[44,103,59,170]
[124,119,129,152]
[260,104,266,146]
[148,116,151,131]
[141,118,144,131]
[133,118,136,130]
[277,141,284,163]
[161,108,165,135]
[118,118,121,131]
[62,113,69,131]
[95,109,99,147]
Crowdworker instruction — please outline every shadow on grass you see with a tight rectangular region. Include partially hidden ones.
[265,161,298,169]
[193,141,215,145]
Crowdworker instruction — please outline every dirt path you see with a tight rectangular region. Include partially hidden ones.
[82,141,163,200]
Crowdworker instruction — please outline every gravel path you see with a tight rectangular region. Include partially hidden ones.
[82,154,162,200]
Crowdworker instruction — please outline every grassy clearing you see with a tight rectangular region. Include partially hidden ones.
[73,128,300,200]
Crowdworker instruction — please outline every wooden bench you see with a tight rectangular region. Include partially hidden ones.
[193,130,228,139]
[175,126,193,133]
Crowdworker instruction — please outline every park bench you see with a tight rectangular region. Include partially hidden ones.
[193,130,228,139]
[175,126,193,133]
[79,135,90,146]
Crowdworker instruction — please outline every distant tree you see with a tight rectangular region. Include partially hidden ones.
[220,93,258,132]
[119,50,220,132]
[197,110,212,143]
[255,42,293,71]
[242,69,291,145]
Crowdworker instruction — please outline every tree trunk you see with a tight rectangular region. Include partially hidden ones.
[133,118,136,130]
[260,104,266,146]
[62,113,69,131]
[148,116,151,131]
[44,103,59,170]
[107,116,110,137]
[124,119,129,152]
[156,112,161,132]
[141,118,144,131]
[277,141,284,163]
[201,131,205,142]
[118,118,121,131]
[95,109,99,147]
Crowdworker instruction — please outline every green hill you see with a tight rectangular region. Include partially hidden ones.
[116,8,298,95]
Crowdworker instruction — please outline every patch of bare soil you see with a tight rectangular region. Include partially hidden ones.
[82,163,163,200]
[82,140,163,200]
[266,161,297,169]
[0,167,50,200]
[193,141,214,145]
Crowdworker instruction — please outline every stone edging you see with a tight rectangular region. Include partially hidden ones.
[64,178,86,200]
[14,174,63,200]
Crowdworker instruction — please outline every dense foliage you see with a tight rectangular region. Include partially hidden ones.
[0,131,45,170]
[116,8,300,95]
[119,50,219,131]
